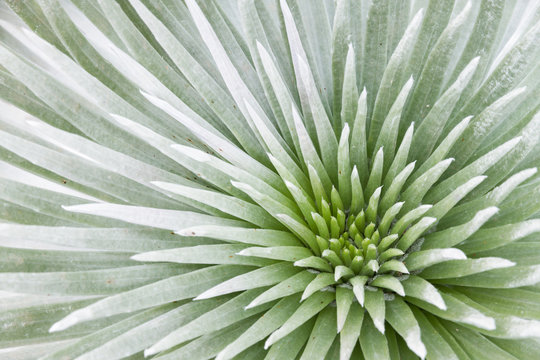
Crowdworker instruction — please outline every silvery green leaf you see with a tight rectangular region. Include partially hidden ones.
[264,291,334,349]
[339,302,364,360]
[0,264,188,296]
[216,295,301,360]
[401,276,446,310]
[409,291,496,333]
[422,207,499,250]
[264,320,314,360]
[49,265,250,331]
[64,203,248,230]
[145,288,272,356]
[151,181,282,229]
[385,297,427,359]
[420,257,516,280]
[54,299,224,360]
[153,318,255,360]
[364,289,385,334]
[335,286,354,333]
[196,262,300,300]
[410,307,460,360]
[409,58,479,164]
[298,306,337,360]
[405,248,467,271]
[360,314,391,360]
[132,244,274,267]
[437,265,540,289]
[368,10,423,149]
[301,273,336,301]
[246,271,316,309]
[176,225,301,247]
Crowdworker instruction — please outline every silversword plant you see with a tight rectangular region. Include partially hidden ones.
[1,0,540,359]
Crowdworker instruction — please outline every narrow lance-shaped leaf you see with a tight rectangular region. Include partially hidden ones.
[364,289,385,334]
[48,265,250,331]
[195,262,301,300]
[216,295,302,360]
[264,291,335,349]
[385,297,427,359]
[145,288,273,356]
[298,306,337,360]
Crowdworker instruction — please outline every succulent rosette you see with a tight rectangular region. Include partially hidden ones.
[1,0,540,359]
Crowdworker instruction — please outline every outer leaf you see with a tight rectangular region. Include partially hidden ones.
[409,58,479,164]
[437,265,540,288]
[264,291,334,348]
[264,319,314,360]
[0,264,187,296]
[439,168,537,228]
[59,299,226,360]
[64,203,247,230]
[385,297,427,359]
[335,286,354,333]
[422,207,499,250]
[151,181,282,229]
[364,289,385,334]
[410,307,460,360]
[299,306,337,360]
[360,314,390,360]
[237,246,312,262]
[0,225,203,253]
[425,137,521,203]
[216,295,301,360]
[339,302,364,360]
[49,265,250,331]
[407,291,496,330]
[401,276,446,310]
[458,219,540,253]
[246,271,316,309]
[176,225,301,247]
[301,273,336,301]
[196,262,300,300]
[131,244,274,266]
[145,288,273,356]
[439,320,518,360]
[152,318,255,360]
[368,9,423,151]
[420,257,516,279]
[405,248,467,271]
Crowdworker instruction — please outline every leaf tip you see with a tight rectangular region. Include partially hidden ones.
[144,347,158,357]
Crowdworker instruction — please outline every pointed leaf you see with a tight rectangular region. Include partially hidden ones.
[176,225,301,247]
[265,291,334,348]
[301,273,336,301]
[339,302,364,360]
[145,288,272,356]
[216,295,301,360]
[364,289,386,334]
[335,286,354,332]
[49,265,250,331]
[196,262,300,300]
[299,306,337,360]
[405,248,466,271]
[131,244,273,266]
[401,276,446,310]
[247,271,316,309]
[385,297,427,359]
[238,246,313,262]
[420,257,516,279]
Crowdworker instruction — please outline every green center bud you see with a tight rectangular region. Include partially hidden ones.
[307,178,410,293]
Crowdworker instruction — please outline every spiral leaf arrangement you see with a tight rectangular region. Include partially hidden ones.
[1,0,540,359]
